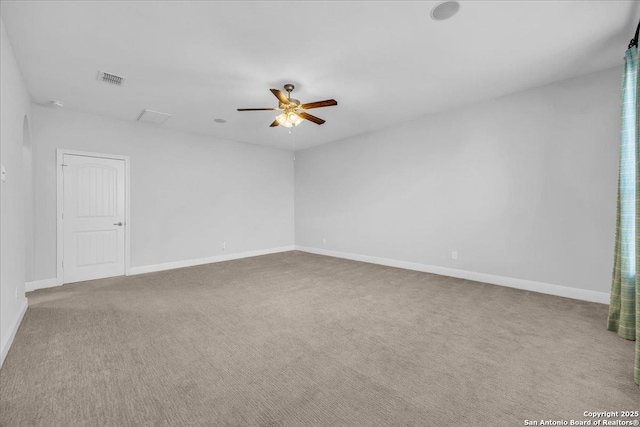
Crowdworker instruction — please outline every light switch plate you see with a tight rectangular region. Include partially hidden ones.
[1,165,6,182]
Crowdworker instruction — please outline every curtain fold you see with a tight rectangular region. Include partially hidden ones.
[608,45,639,387]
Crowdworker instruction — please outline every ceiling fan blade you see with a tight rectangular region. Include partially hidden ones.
[299,112,325,125]
[237,108,277,111]
[270,89,290,105]
[269,119,279,127]
[300,99,338,110]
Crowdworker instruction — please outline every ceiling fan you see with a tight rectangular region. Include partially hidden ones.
[237,84,337,128]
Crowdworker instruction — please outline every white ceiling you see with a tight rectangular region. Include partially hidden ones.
[1,1,638,151]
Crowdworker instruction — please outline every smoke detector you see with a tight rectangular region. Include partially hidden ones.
[138,109,172,125]
[97,71,126,86]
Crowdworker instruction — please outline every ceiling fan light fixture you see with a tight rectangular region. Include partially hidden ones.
[287,112,302,126]
[277,113,293,128]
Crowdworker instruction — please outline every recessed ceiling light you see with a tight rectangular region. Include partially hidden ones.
[214,118,227,124]
[431,1,460,21]
[50,100,64,108]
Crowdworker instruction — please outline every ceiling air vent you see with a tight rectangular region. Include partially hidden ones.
[97,71,126,86]
[138,109,172,125]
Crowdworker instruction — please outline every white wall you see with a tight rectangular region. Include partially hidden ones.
[295,66,622,296]
[1,18,31,365]
[32,106,294,281]
[23,116,34,283]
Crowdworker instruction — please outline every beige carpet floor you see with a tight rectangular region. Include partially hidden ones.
[0,251,637,426]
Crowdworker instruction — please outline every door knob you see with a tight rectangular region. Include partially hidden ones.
[114,222,123,226]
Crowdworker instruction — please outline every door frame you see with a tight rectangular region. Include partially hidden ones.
[56,149,131,285]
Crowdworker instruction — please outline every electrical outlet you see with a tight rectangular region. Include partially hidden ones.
[451,251,458,260]
[222,241,226,251]
[322,238,327,245]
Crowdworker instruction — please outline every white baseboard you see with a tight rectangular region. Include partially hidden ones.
[129,245,296,275]
[25,278,61,292]
[25,245,608,304]
[1,298,28,368]
[295,246,610,304]
[24,246,296,288]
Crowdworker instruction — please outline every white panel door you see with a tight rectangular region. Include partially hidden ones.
[63,154,125,283]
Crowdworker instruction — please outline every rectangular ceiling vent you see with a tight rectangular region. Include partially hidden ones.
[138,109,172,125]
[97,71,126,86]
